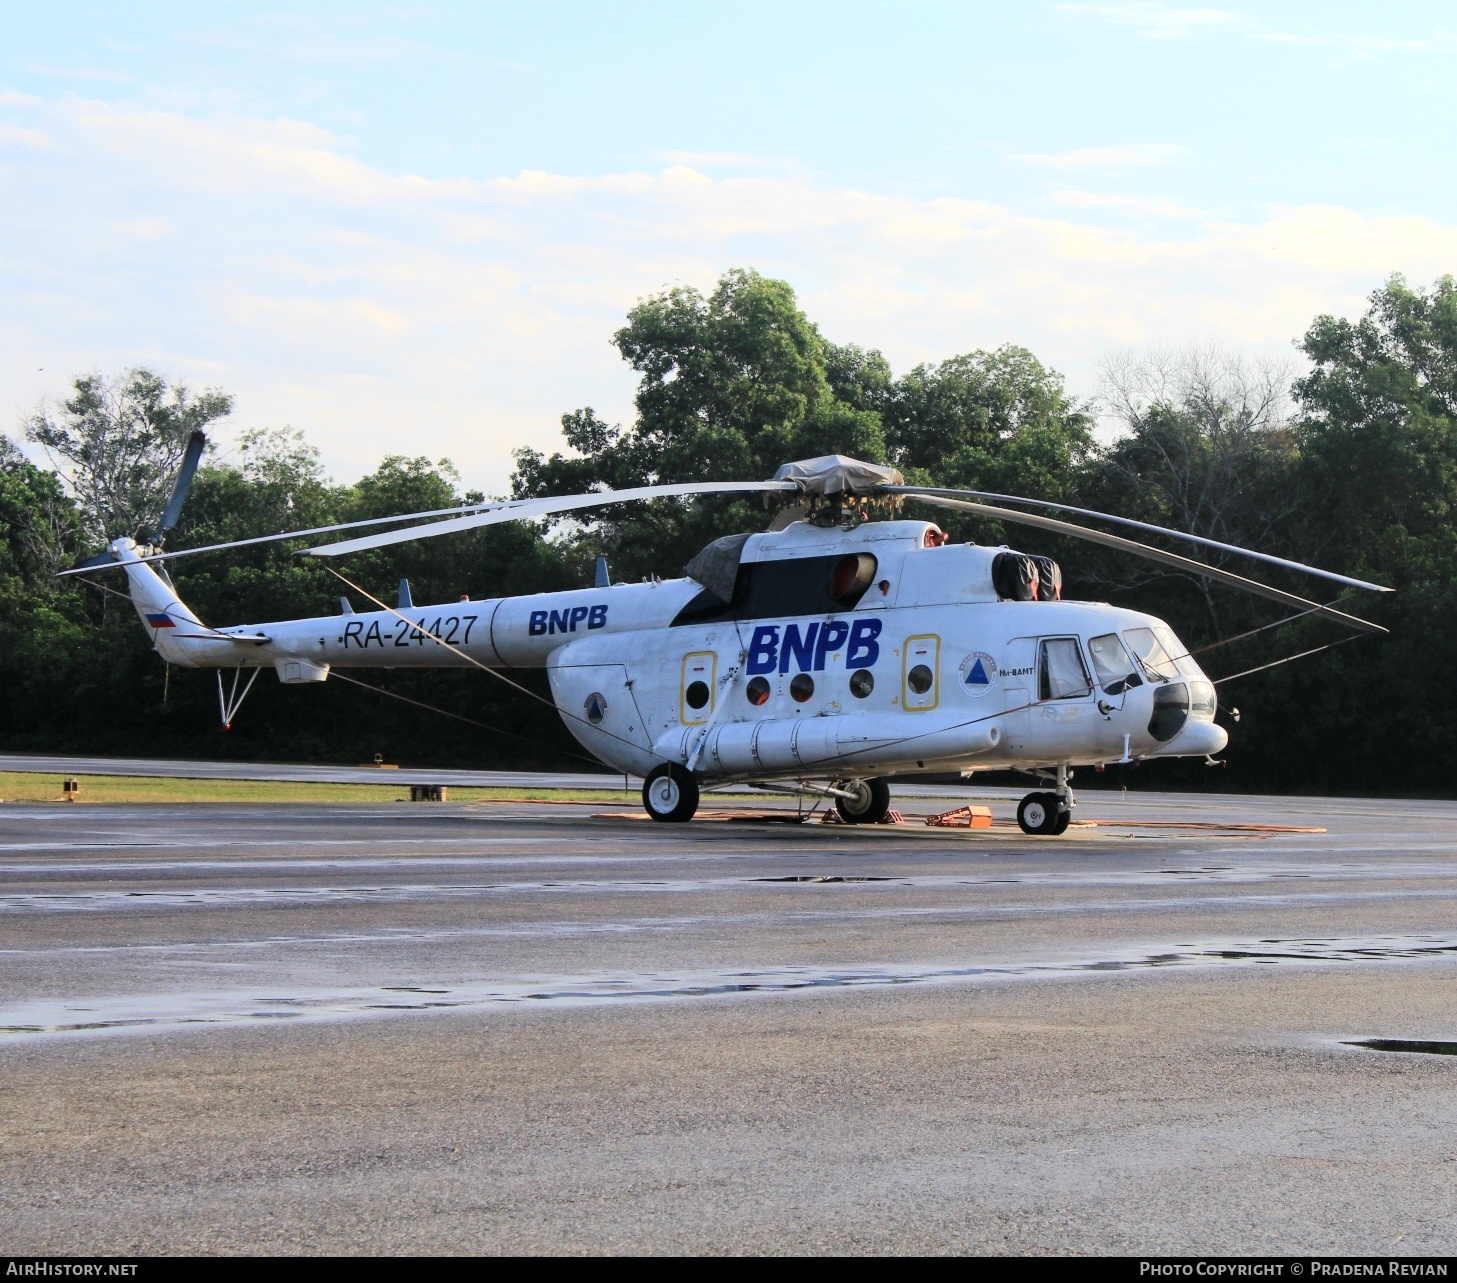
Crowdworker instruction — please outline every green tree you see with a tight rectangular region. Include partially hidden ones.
[0,433,165,756]
[1081,347,1301,640]
[0,435,82,585]
[513,269,886,579]
[1294,273,1457,586]
[1264,274,1457,793]
[25,368,233,549]
[878,344,1094,552]
[171,428,342,627]
[514,272,1097,581]
[886,345,1092,496]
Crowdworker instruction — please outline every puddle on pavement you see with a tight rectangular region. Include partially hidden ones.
[1344,1038,1457,1056]
[5,932,1455,1041]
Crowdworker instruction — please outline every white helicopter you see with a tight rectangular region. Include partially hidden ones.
[68,450,1389,834]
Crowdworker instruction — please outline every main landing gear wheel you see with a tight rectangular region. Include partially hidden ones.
[643,763,700,823]
[834,777,891,825]
[1017,791,1064,836]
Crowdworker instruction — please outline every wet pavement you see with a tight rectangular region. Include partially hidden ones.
[3,788,1456,1254]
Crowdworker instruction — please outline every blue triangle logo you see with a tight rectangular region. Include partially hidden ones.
[965,659,989,686]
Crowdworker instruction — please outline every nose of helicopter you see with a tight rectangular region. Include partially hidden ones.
[1155,719,1229,758]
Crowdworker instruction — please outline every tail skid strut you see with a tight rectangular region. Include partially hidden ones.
[216,665,260,730]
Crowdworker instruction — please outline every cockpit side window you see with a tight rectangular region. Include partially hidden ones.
[1039,637,1093,701]
[1123,627,1179,682]
[1087,633,1142,695]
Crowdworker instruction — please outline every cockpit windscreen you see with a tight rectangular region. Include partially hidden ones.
[1123,627,1180,682]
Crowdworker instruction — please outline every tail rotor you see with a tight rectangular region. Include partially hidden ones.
[155,430,207,545]
[69,431,207,573]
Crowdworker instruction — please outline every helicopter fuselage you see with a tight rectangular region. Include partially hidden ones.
[114,515,1227,785]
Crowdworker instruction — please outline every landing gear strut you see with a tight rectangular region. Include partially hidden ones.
[643,763,700,823]
[1016,764,1074,836]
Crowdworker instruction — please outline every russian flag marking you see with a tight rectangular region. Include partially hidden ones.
[145,613,176,629]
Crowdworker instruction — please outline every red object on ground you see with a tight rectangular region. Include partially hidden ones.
[819,808,904,825]
[925,805,993,828]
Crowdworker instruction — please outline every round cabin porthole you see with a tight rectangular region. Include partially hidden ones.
[790,673,815,703]
[907,664,934,695]
[685,680,711,710]
[849,669,875,699]
[746,676,771,706]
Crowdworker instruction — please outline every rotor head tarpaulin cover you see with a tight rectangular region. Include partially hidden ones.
[772,456,904,500]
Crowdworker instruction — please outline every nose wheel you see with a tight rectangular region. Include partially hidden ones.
[643,763,700,823]
[1017,765,1074,835]
[1017,792,1061,835]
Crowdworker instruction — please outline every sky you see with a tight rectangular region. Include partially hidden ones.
[2,1,1456,492]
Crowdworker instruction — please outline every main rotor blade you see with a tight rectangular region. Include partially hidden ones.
[900,493,1388,634]
[60,476,789,573]
[56,499,526,575]
[881,485,1390,594]
[300,480,799,557]
[157,431,208,535]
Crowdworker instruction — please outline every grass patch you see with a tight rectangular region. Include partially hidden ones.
[0,772,640,806]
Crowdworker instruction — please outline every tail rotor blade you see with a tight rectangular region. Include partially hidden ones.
[71,550,118,571]
[157,432,208,536]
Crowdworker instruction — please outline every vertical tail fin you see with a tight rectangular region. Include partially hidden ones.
[108,539,208,666]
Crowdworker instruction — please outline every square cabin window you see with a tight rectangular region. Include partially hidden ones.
[1039,637,1092,701]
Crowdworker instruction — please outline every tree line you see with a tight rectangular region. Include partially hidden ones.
[2,268,1453,793]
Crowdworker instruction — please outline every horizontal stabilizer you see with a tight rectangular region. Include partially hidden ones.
[171,632,271,645]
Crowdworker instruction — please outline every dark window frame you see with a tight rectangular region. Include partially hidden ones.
[672,553,878,627]
[1039,636,1094,701]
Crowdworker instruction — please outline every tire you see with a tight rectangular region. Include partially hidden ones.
[835,777,892,825]
[643,763,700,823]
[1017,791,1061,835]
[1052,807,1072,835]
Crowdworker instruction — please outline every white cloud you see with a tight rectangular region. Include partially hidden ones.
[1059,3,1443,56]
[1050,189,1202,219]
[2,94,1454,494]
[1012,144,1188,170]
[108,216,172,239]
[0,122,50,148]
[21,62,141,84]
[652,151,806,173]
